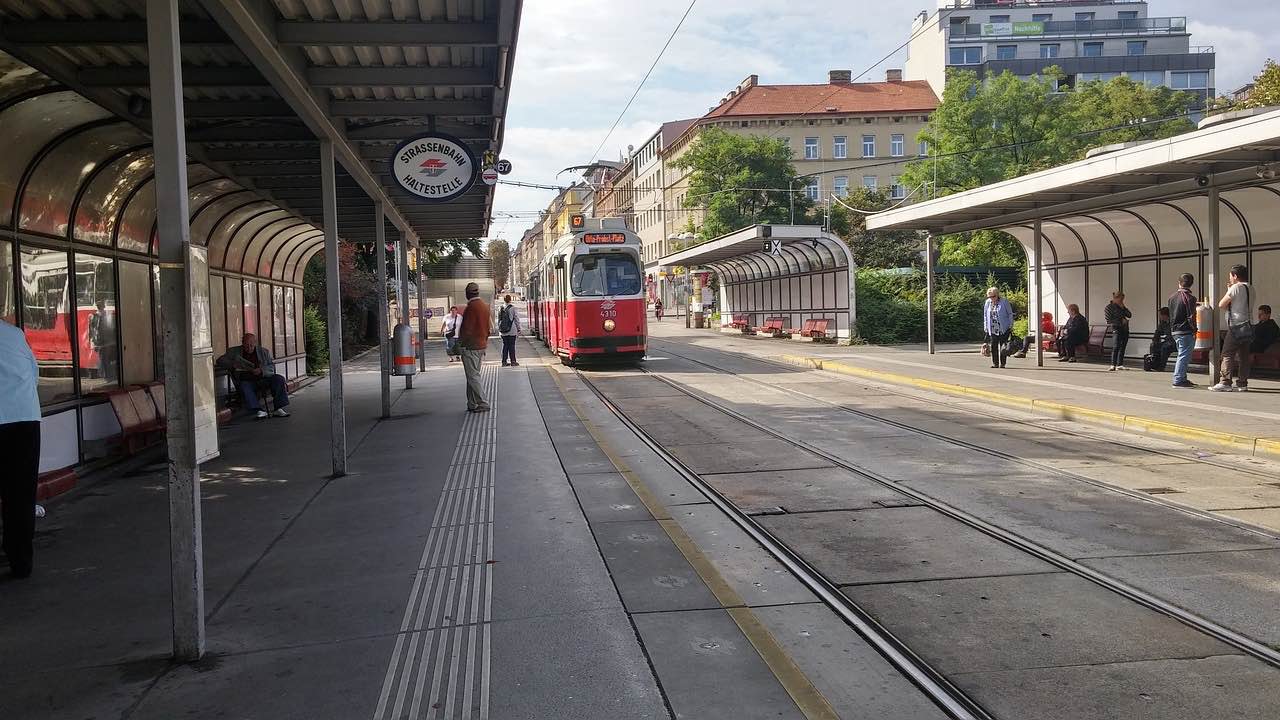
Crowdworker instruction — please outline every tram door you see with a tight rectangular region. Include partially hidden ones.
[554,254,567,353]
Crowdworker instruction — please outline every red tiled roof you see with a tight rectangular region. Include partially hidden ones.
[705,80,939,119]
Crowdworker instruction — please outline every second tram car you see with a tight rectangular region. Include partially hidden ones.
[532,216,645,365]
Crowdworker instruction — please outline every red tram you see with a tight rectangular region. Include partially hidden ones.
[531,216,646,365]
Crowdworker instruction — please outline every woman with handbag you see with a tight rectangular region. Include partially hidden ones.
[1212,265,1253,392]
[1104,291,1132,371]
[441,306,462,362]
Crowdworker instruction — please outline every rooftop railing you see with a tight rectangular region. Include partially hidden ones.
[952,17,1186,38]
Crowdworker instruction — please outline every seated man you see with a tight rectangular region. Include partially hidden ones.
[1055,304,1088,363]
[1251,304,1279,355]
[217,333,290,419]
[1148,307,1176,371]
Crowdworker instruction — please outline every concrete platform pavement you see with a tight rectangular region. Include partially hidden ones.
[0,337,948,720]
[649,321,1280,459]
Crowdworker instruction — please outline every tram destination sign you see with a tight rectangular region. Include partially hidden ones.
[583,232,627,245]
[391,133,478,203]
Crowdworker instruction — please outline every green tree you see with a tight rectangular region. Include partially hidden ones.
[671,127,811,243]
[826,188,924,268]
[1071,75,1193,146]
[1238,58,1280,109]
[486,238,511,289]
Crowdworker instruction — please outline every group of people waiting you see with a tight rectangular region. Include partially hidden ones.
[982,265,1277,390]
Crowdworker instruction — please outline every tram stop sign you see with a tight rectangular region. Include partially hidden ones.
[424,309,433,319]
[481,168,499,186]
[763,239,782,256]
[495,159,513,175]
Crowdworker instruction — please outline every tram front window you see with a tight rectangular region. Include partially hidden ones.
[571,254,641,297]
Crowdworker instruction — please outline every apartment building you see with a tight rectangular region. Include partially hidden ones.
[663,71,940,242]
[905,1,1216,106]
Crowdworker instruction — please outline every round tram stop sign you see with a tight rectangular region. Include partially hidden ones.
[391,134,478,203]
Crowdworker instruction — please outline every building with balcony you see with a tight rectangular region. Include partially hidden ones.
[905,1,1216,106]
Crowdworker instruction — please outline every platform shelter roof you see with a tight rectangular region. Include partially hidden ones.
[867,108,1280,265]
[658,224,853,282]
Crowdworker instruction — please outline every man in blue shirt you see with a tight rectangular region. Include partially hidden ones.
[983,287,1015,369]
[0,319,41,578]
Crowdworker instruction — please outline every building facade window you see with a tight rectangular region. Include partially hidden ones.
[1171,71,1209,89]
[918,139,929,156]
[1127,40,1146,56]
[1118,10,1139,21]
[833,176,849,197]
[1040,44,1059,59]
[833,135,847,159]
[805,178,820,201]
[890,134,905,157]
[1082,42,1102,57]
[890,176,905,199]
[804,137,819,160]
[996,45,1017,60]
[1127,70,1164,87]
[1032,13,1052,22]
[862,134,875,157]
[1075,12,1094,22]
[862,176,878,190]
[949,47,982,65]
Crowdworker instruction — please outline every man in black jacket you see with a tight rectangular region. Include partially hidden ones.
[1148,307,1176,371]
[1168,273,1198,388]
[1056,304,1089,363]
[1252,305,1279,355]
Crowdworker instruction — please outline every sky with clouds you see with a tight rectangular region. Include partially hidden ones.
[488,0,1279,243]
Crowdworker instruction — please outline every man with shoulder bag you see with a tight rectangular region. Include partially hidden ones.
[1212,264,1253,392]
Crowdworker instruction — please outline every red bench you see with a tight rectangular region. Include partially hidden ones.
[786,318,834,343]
[726,313,752,333]
[101,386,164,454]
[754,317,789,338]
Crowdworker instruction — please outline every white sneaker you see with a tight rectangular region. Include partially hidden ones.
[1235,385,1249,393]
[1108,366,1116,372]
[255,410,269,419]
[1209,382,1233,392]
[272,408,290,417]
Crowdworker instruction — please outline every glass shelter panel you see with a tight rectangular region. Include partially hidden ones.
[74,151,154,247]
[21,246,74,404]
[19,123,146,238]
[118,260,154,386]
[76,254,117,394]
[272,285,286,357]
[243,280,258,337]
[0,239,14,323]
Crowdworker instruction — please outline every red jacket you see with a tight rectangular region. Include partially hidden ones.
[459,297,491,350]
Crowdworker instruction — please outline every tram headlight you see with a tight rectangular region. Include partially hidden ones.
[603,319,616,332]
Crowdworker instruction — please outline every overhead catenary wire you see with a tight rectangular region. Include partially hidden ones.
[587,0,699,164]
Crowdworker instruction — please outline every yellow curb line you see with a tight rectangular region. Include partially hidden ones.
[778,354,1280,461]
[544,366,839,720]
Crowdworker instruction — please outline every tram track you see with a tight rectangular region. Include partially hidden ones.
[570,351,1280,691]
[568,366,994,720]
[648,337,1280,541]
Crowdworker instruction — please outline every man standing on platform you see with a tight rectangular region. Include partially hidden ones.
[0,319,41,578]
[498,294,521,367]
[459,282,491,412]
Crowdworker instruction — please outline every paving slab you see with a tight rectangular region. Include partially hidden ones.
[951,654,1280,720]
[1081,548,1280,648]
[631,609,805,720]
[844,573,1235,676]
[591,520,720,613]
[566,471,657,523]
[758,507,1054,585]
[701,467,915,514]
[1219,507,1280,531]
[668,503,816,607]
[752,603,950,720]
[587,376,692,399]
[666,438,835,475]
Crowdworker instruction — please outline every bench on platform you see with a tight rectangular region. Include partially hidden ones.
[726,313,752,332]
[101,386,164,455]
[783,318,834,343]
[754,317,789,338]
[1083,325,1109,359]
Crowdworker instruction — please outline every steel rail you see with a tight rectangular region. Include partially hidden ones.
[570,368,993,720]
[649,337,1280,541]
[624,347,1280,670]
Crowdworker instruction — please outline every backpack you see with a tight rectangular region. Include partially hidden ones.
[498,305,513,334]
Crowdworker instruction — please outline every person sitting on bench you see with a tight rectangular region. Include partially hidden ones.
[1252,304,1279,355]
[1147,307,1176,371]
[1056,304,1088,363]
[217,333,290,419]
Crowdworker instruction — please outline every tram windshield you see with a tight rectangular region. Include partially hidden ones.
[571,254,641,297]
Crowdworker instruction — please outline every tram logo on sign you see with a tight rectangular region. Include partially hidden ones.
[392,133,478,203]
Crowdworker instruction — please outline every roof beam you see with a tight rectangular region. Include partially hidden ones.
[277,21,498,46]
[329,98,492,117]
[198,0,421,245]
[187,125,316,142]
[80,65,268,87]
[184,100,295,118]
[307,66,495,88]
[0,19,229,45]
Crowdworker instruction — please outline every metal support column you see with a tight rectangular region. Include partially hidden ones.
[399,239,413,390]
[1033,220,1044,367]
[374,204,391,419]
[147,0,204,662]
[320,139,347,476]
[417,259,426,372]
[1208,186,1221,386]
[925,234,936,354]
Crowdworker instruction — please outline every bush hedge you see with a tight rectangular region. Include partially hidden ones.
[304,305,329,374]
[855,270,1026,345]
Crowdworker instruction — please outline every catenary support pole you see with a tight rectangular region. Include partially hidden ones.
[321,139,347,477]
[1033,220,1044,367]
[417,257,426,372]
[1208,186,1220,386]
[925,234,936,354]
[399,239,413,389]
[374,204,391,419]
[147,0,204,662]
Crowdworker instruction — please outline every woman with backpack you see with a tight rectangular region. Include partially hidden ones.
[498,295,521,367]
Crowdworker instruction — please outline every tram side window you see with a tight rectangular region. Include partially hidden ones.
[20,246,75,404]
[571,255,641,297]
